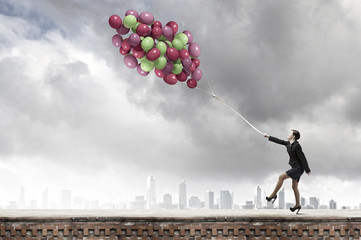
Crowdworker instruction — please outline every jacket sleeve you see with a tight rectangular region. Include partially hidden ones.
[269,136,288,146]
[295,145,311,173]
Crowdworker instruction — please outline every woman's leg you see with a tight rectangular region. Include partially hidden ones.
[292,179,300,207]
[269,173,290,197]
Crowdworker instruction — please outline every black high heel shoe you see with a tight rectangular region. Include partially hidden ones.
[290,205,301,214]
[265,195,277,204]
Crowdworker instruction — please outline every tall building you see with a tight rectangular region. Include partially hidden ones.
[256,186,262,209]
[60,190,72,209]
[130,196,146,210]
[179,179,187,209]
[220,190,232,209]
[42,188,49,209]
[279,188,285,209]
[19,186,26,209]
[162,193,172,209]
[205,190,214,209]
[147,176,157,209]
[309,197,319,209]
[301,197,306,207]
[329,199,337,209]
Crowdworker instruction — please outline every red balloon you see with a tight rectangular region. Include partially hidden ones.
[187,78,197,88]
[176,72,187,82]
[152,21,162,29]
[119,47,130,55]
[146,48,161,61]
[189,62,196,72]
[182,68,191,76]
[136,24,150,37]
[151,27,163,39]
[166,21,178,35]
[166,47,179,61]
[163,73,178,85]
[179,49,189,60]
[154,68,164,78]
[109,15,122,29]
[132,48,145,58]
[121,39,131,51]
[193,58,200,67]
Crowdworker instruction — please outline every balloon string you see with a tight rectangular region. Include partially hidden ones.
[212,95,263,135]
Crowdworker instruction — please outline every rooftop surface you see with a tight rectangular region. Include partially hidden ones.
[1,209,361,221]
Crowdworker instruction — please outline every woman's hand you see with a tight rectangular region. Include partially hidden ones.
[307,172,311,176]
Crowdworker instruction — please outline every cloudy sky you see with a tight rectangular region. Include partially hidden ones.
[1,0,361,209]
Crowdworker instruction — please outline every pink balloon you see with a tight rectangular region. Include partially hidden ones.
[192,68,202,81]
[124,55,138,68]
[112,34,123,47]
[139,12,154,25]
[136,24,150,37]
[154,68,164,78]
[132,47,145,58]
[162,26,173,37]
[163,74,177,85]
[128,33,141,47]
[109,15,122,29]
[182,58,192,69]
[117,25,130,35]
[137,64,149,76]
[151,27,162,39]
[183,30,193,44]
[188,43,201,58]
[187,78,197,88]
[166,47,179,61]
[179,49,189,59]
[189,63,196,72]
[182,68,191,76]
[146,48,161,61]
[119,47,130,55]
[162,62,174,75]
[166,21,178,35]
[176,72,187,82]
[152,21,162,29]
[125,9,139,19]
[121,39,131,51]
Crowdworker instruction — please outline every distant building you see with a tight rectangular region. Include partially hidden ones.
[243,201,255,209]
[220,190,232,209]
[279,188,285,209]
[189,196,201,208]
[19,186,26,209]
[205,190,214,209]
[256,186,262,209]
[309,197,319,209]
[130,196,146,210]
[301,197,306,207]
[60,190,72,209]
[162,193,172,209]
[42,188,49,209]
[329,199,337,209]
[286,203,294,209]
[147,176,157,209]
[179,179,187,209]
[319,204,328,209]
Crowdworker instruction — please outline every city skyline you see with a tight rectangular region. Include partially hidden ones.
[1,177,358,210]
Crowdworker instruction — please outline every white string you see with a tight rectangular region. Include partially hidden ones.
[191,66,263,135]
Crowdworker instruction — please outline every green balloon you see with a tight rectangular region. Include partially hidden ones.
[156,42,167,55]
[172,63,183,75]
[154,57,167,69]
[165,40,173,48]
[131,22,140,33]
[139,56,147,62]
[141,37,154,52]
[141,59,155,72]
[174,58,181,64]
[175,33,189,45]
[172,39,184,50]
[123,15,137,29]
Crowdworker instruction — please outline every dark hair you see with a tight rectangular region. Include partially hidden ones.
[292,129,300,140]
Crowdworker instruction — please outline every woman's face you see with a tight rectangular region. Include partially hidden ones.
[287,131,295,141]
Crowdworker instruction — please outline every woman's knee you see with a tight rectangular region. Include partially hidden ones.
[279,173,288,180]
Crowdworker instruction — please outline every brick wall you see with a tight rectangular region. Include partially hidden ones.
[1,215,361,239]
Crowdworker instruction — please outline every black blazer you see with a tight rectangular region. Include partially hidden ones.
[269,136,311,173]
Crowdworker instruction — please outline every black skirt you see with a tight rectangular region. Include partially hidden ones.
[286,166,304,182]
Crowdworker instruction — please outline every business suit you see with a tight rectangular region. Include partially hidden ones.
[269,136,311,175]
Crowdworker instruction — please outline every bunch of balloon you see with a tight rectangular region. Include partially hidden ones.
[109,10,202,89]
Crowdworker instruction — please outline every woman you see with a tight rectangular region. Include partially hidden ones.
[263,130,311,214]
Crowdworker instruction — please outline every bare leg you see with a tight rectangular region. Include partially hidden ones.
[269,173,290,197]
[292,179,301,207]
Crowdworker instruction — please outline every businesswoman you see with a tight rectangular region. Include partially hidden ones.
[263,130,311,214]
